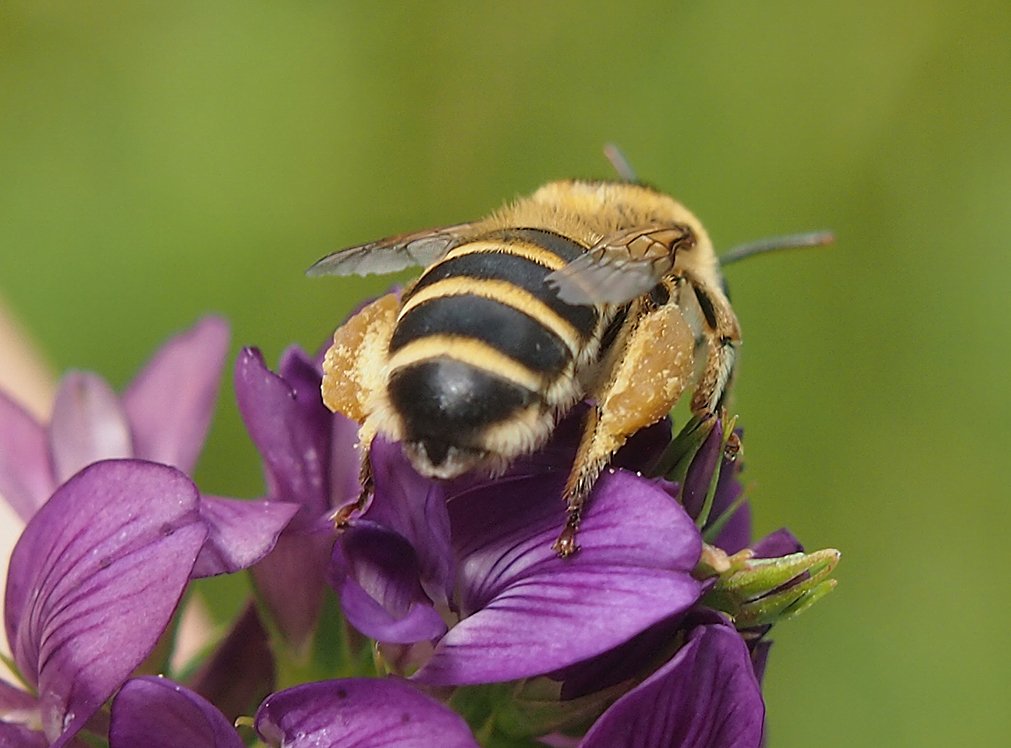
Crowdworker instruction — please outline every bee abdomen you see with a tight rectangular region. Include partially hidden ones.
[388,358,537,464]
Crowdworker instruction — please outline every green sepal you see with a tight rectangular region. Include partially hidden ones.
[651,413,716,485]
[704,549,841,629]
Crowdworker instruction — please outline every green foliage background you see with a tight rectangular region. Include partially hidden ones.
[2,2,1008,745]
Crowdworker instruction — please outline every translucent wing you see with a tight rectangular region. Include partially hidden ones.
[306,223,476,277]
[545,225,695,305]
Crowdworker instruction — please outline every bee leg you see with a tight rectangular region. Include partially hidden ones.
[686,280,741,414]
[553,298,697,557]
[321,292,400,524]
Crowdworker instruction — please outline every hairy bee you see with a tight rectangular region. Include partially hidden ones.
[310,179,741,555]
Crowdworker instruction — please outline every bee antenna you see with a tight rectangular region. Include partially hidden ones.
[719,230,835,266]
[603,143,638,182]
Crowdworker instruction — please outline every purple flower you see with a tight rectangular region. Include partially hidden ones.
[2,460,207,746]
[0,317,297,578]
[234,345,360,649]
[330,412,706,687]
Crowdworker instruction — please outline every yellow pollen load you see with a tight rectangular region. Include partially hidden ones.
[387,335,544,392]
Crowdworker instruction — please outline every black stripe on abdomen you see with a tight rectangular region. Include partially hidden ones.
[389,358,537,447]
[405,251,597,341]
[389,295,571,376]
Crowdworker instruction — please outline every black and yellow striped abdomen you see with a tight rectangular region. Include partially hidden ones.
[386,228,599,468]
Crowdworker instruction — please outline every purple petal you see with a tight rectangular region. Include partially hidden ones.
[413,470,703,685]
[4,460,206,744]
[751,528,803,558]
[189,604,275,722]
[279,346,362,511]
[250,530,333,649]
[255,678,478,748]
[0,678,37,714]
[48,373,132,483]
[365,439,454,606]
[234,348,332,517]
[681,418,722,521]
[190,496,298,578]
[329,522,447,643]
[122,317,230,474]
[581,623,765,748]
[0,391,54,521]
[110,676,243,748]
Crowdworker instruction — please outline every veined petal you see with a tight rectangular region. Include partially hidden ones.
[0,391,54,521]
[413,470,703,685]
[122,317,230,474]
[234,348,331,517]
[48,373,132,483]
[190,496,298,578]
[255,678,478,748]
[329,522,447,644]
[4,460,206,744]
[110,676,243,748]
[580,623,764,748]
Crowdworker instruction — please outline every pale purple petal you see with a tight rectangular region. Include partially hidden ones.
[251,531,332,649]
[190,496,298,578]
[581,623,765,748]
[48,373,132,483]
[330,522,447,643]
[365,439,453,607]
[0,679,36,714]
[4,460,206,744]
[255,679,478,748]
[0,721,47,747]
[413,470,703,685]
[189,604,275,722]
[234,348,331,517]
[110,676,243,748]
[0,391,54,520]
[122,317,230,474]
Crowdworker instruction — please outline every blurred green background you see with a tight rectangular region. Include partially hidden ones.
[2,1,1008,745]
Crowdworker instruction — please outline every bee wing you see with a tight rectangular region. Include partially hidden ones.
[545,225,695,305]
[306,223,476,277]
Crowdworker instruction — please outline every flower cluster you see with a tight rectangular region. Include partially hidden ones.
[0,318,838,747]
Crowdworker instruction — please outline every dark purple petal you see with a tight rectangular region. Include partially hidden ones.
[251,530,333,649]
[750,638,773,687]
[278,346,361,511]
[255,678,478,748]
[681,418,722,521]
[122,317,230,474]
[110,676,243,748]
[751,528,803,559]
[581,623,765,748]
[190,496,298,578]
[48,373,132,483]
[189,604,275,722]
[329,522,447,643]
[365,439,454,607]
[4,460,206,744]
[234,348,332,518]
[0,391,53,521]
[413,470,703,685]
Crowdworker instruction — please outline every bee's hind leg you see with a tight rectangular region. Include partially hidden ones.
[553,295,697,557]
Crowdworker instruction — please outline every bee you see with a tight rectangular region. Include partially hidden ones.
[310,179,757,555]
